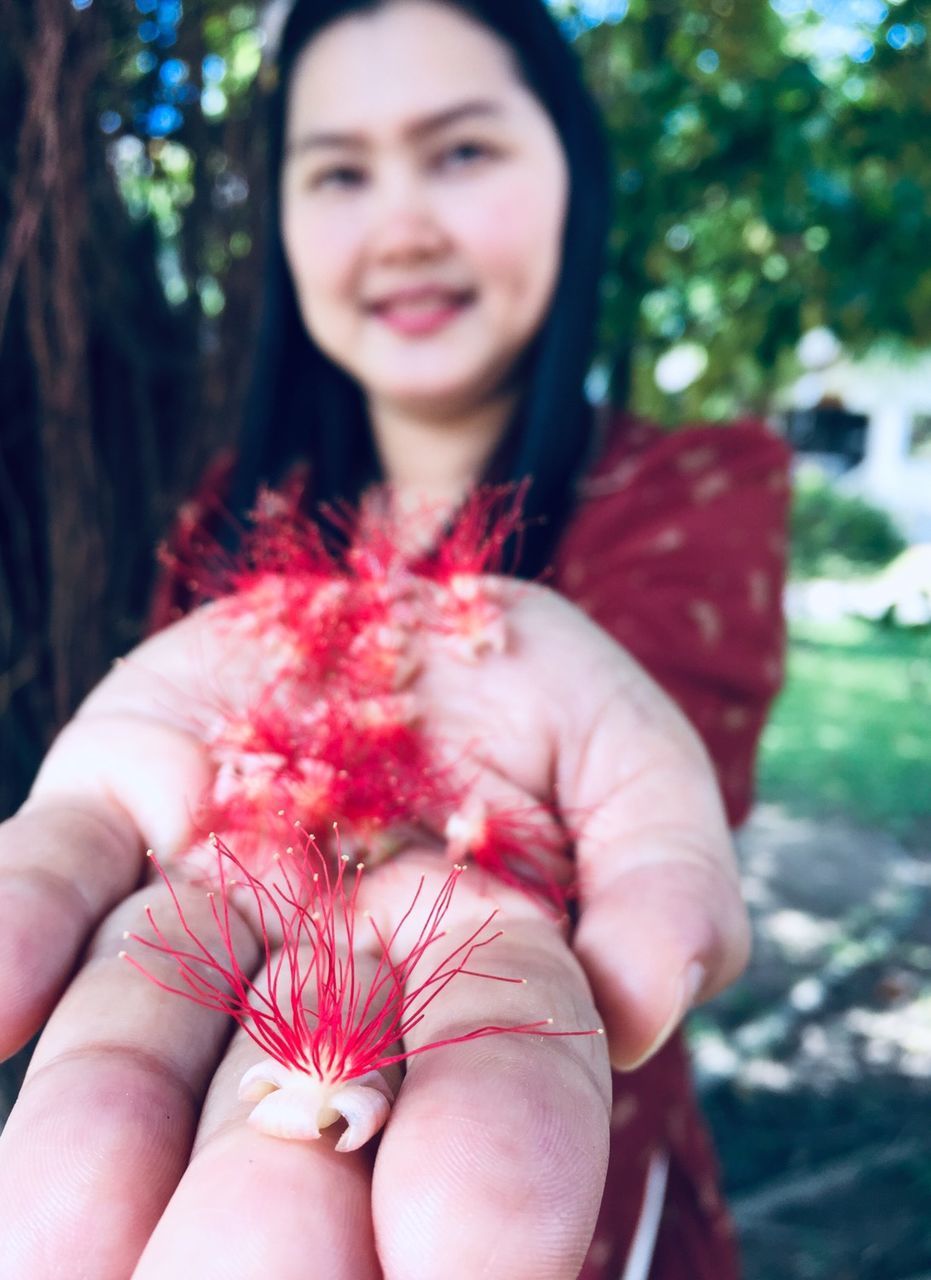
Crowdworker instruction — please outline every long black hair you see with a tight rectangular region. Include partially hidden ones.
[233,0,612,576]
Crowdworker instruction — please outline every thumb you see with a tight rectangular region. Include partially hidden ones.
[572,857,750,1071]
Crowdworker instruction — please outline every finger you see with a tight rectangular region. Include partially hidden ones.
[0,613,227,1059]
[0,881,257,1280]
[562,656,751,1068]
[0,703,212,1056]
[574,856,749,1070]
[0,800,142,1059]
[134,960,385,1280]
[372,914,611,1280]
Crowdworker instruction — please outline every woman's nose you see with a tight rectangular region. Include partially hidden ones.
[367,172,450,264]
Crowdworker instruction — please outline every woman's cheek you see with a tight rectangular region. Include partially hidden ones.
[455,195,532,286]
[468,171,563,288]
[478,217,558,322]
[286,208,364,306]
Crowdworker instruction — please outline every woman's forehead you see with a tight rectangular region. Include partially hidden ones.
[286,2,524,134]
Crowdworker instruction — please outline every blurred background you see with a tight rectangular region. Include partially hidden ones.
[1,1,929,1275]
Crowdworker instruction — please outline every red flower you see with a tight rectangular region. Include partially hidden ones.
[161,481,577,909]
[408,481,530,581]
[122,830,600,1150]
[444,797,574,916]
[196,700,456,872]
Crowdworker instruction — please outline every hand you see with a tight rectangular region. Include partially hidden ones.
[414,580,750,1069]
[0,581,748,1278]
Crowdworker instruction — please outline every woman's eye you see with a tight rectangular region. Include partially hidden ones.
[435,141,493,170]
[307,166,366,191]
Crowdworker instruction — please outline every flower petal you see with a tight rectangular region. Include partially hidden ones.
[331,1083,393,1153]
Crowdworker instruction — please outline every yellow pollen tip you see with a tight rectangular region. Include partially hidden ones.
[546,1017,554,1025]
[285,846,293,854]
[277,809,285,817]
[118,950,128,959]
[122,931,130,940]
[596,1028,605,1035]
[145,849,154,858]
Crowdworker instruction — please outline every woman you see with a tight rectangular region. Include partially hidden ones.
[0,2,789,1276]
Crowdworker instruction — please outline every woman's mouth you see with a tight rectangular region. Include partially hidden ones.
[369,288,475,338]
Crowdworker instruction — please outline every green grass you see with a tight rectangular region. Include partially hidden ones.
[758,618,931,841]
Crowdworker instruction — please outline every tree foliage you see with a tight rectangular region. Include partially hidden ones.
[560,0,931,418]
[790,469,907,577]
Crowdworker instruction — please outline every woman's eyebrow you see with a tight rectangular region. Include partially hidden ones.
[285,98,504,157]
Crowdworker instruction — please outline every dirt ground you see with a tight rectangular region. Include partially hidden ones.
[698,803,931,1280]
[2,802,929,1277]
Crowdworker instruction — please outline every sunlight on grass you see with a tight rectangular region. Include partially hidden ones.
[759,619,931,839]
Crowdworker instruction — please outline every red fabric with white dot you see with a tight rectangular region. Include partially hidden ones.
[552,412,791,1280]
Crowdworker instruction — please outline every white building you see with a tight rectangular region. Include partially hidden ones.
[777,339,931,543]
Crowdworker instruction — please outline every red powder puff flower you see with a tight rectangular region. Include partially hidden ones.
[444,797,574,916]
[122,830,601,1151]
[403,482,531,661]
[409,481,530,582]
[197,699,457,872]
[163,479,572,905]
[422,572,510,664]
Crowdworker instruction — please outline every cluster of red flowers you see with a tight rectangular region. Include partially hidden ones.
[170,482,571,909]
[124,486,593,1149]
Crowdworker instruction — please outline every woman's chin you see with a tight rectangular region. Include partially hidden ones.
[367,377,505,423]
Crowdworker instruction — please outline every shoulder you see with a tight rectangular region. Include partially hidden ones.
[554,407,792,568]
[578,407,792,505]
[550,405,792,630]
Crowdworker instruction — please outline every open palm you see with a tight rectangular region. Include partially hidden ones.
[0,580,748,1279]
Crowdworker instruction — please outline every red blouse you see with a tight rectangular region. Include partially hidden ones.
[149,410,792,1280]
[554,412,790,827]
[550,413,790,1280]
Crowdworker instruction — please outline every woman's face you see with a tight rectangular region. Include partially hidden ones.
[280,0,569,422]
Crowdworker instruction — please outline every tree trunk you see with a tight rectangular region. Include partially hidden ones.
[0,0,201,817]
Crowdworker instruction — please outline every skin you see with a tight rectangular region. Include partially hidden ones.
[0,586,747,1280]
[0,4,751,1277]
[280,0,569,501]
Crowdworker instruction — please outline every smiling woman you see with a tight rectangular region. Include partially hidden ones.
[0,2,791,1279]
[278,3,569,490]
[236,0,611,575]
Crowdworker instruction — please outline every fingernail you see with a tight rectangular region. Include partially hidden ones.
[621,960,707,1073]
[683,958,706,1009]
